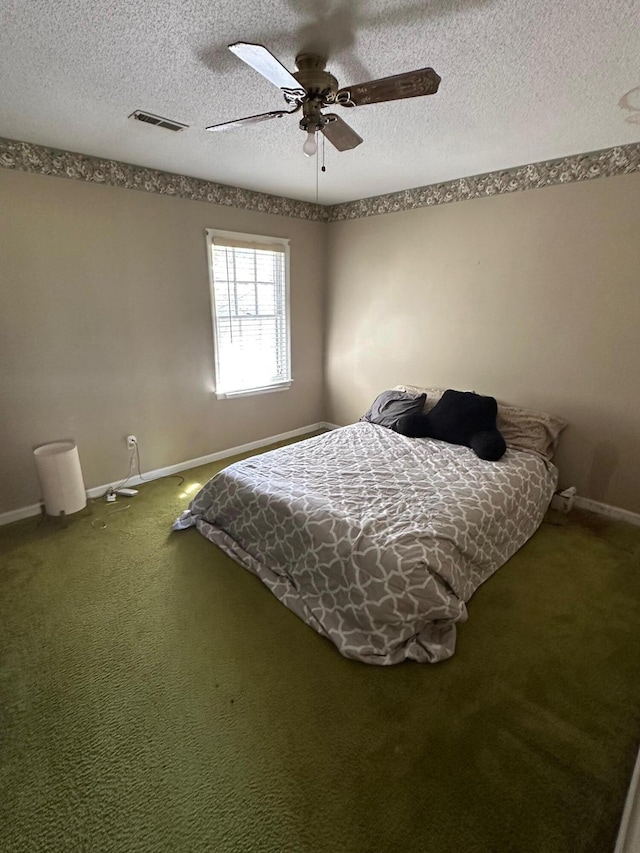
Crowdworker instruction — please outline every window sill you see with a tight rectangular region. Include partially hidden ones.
[215,381,293,400]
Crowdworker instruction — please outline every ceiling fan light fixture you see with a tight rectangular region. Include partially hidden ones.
[303,130,317,157]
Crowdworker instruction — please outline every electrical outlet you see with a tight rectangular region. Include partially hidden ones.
[126,435,137,449]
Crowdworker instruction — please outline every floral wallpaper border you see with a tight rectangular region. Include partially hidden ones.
[0,137,322,221]
[1,135,639,223]
[326,142,640,221]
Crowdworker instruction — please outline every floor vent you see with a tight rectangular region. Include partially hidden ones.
[129,110,188,131]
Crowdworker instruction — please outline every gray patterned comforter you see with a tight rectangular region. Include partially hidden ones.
[175,423,557,665]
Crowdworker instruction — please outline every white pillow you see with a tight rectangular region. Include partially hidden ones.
[496,403,566,460]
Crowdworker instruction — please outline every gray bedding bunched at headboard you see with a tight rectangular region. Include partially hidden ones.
[174,422,557,664]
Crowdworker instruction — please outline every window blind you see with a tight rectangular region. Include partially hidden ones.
[209,234,291,397]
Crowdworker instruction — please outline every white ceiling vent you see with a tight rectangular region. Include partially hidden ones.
[129,110,188,131]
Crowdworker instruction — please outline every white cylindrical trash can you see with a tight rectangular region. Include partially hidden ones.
[34,441,87,517]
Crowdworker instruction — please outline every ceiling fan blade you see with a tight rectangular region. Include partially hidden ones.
[321,114,363,151]
[205,108,296,132]
[336,67,441,107]
[229,42,306,97]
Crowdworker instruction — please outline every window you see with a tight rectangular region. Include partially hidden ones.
[205,229,292,398]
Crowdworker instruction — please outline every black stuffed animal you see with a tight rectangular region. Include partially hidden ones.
[399,389,506,461]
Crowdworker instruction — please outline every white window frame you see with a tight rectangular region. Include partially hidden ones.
[205,228,292,400]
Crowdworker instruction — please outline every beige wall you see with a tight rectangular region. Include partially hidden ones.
[325,172,640,514]
[0,169,325,514]
[2,165,639,517]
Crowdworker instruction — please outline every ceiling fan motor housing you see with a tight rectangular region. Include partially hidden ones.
[292,54,339,133]
[293,54,338,102]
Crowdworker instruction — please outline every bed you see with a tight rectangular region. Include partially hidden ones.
[174,410,560,665]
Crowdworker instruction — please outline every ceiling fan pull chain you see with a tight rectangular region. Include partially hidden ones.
[321,133,326,172]
[315,142,320,214]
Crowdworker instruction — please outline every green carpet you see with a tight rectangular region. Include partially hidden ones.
[2,434,640,853]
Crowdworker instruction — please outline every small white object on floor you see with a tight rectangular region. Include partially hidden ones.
[550,486,577,513]
[117,488,138,496]
[173,510,196,530]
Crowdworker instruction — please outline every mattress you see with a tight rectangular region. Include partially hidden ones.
[175,423,558,664]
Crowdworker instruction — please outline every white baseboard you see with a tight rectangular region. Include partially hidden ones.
[0,502,45,526]
[0,422,330,527]
[573,496,640,528]
[4,424,638,530]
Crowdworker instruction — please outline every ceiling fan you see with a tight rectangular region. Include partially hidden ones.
[206,42,441,157]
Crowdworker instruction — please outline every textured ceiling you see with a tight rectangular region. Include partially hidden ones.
[1,0,639,205]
